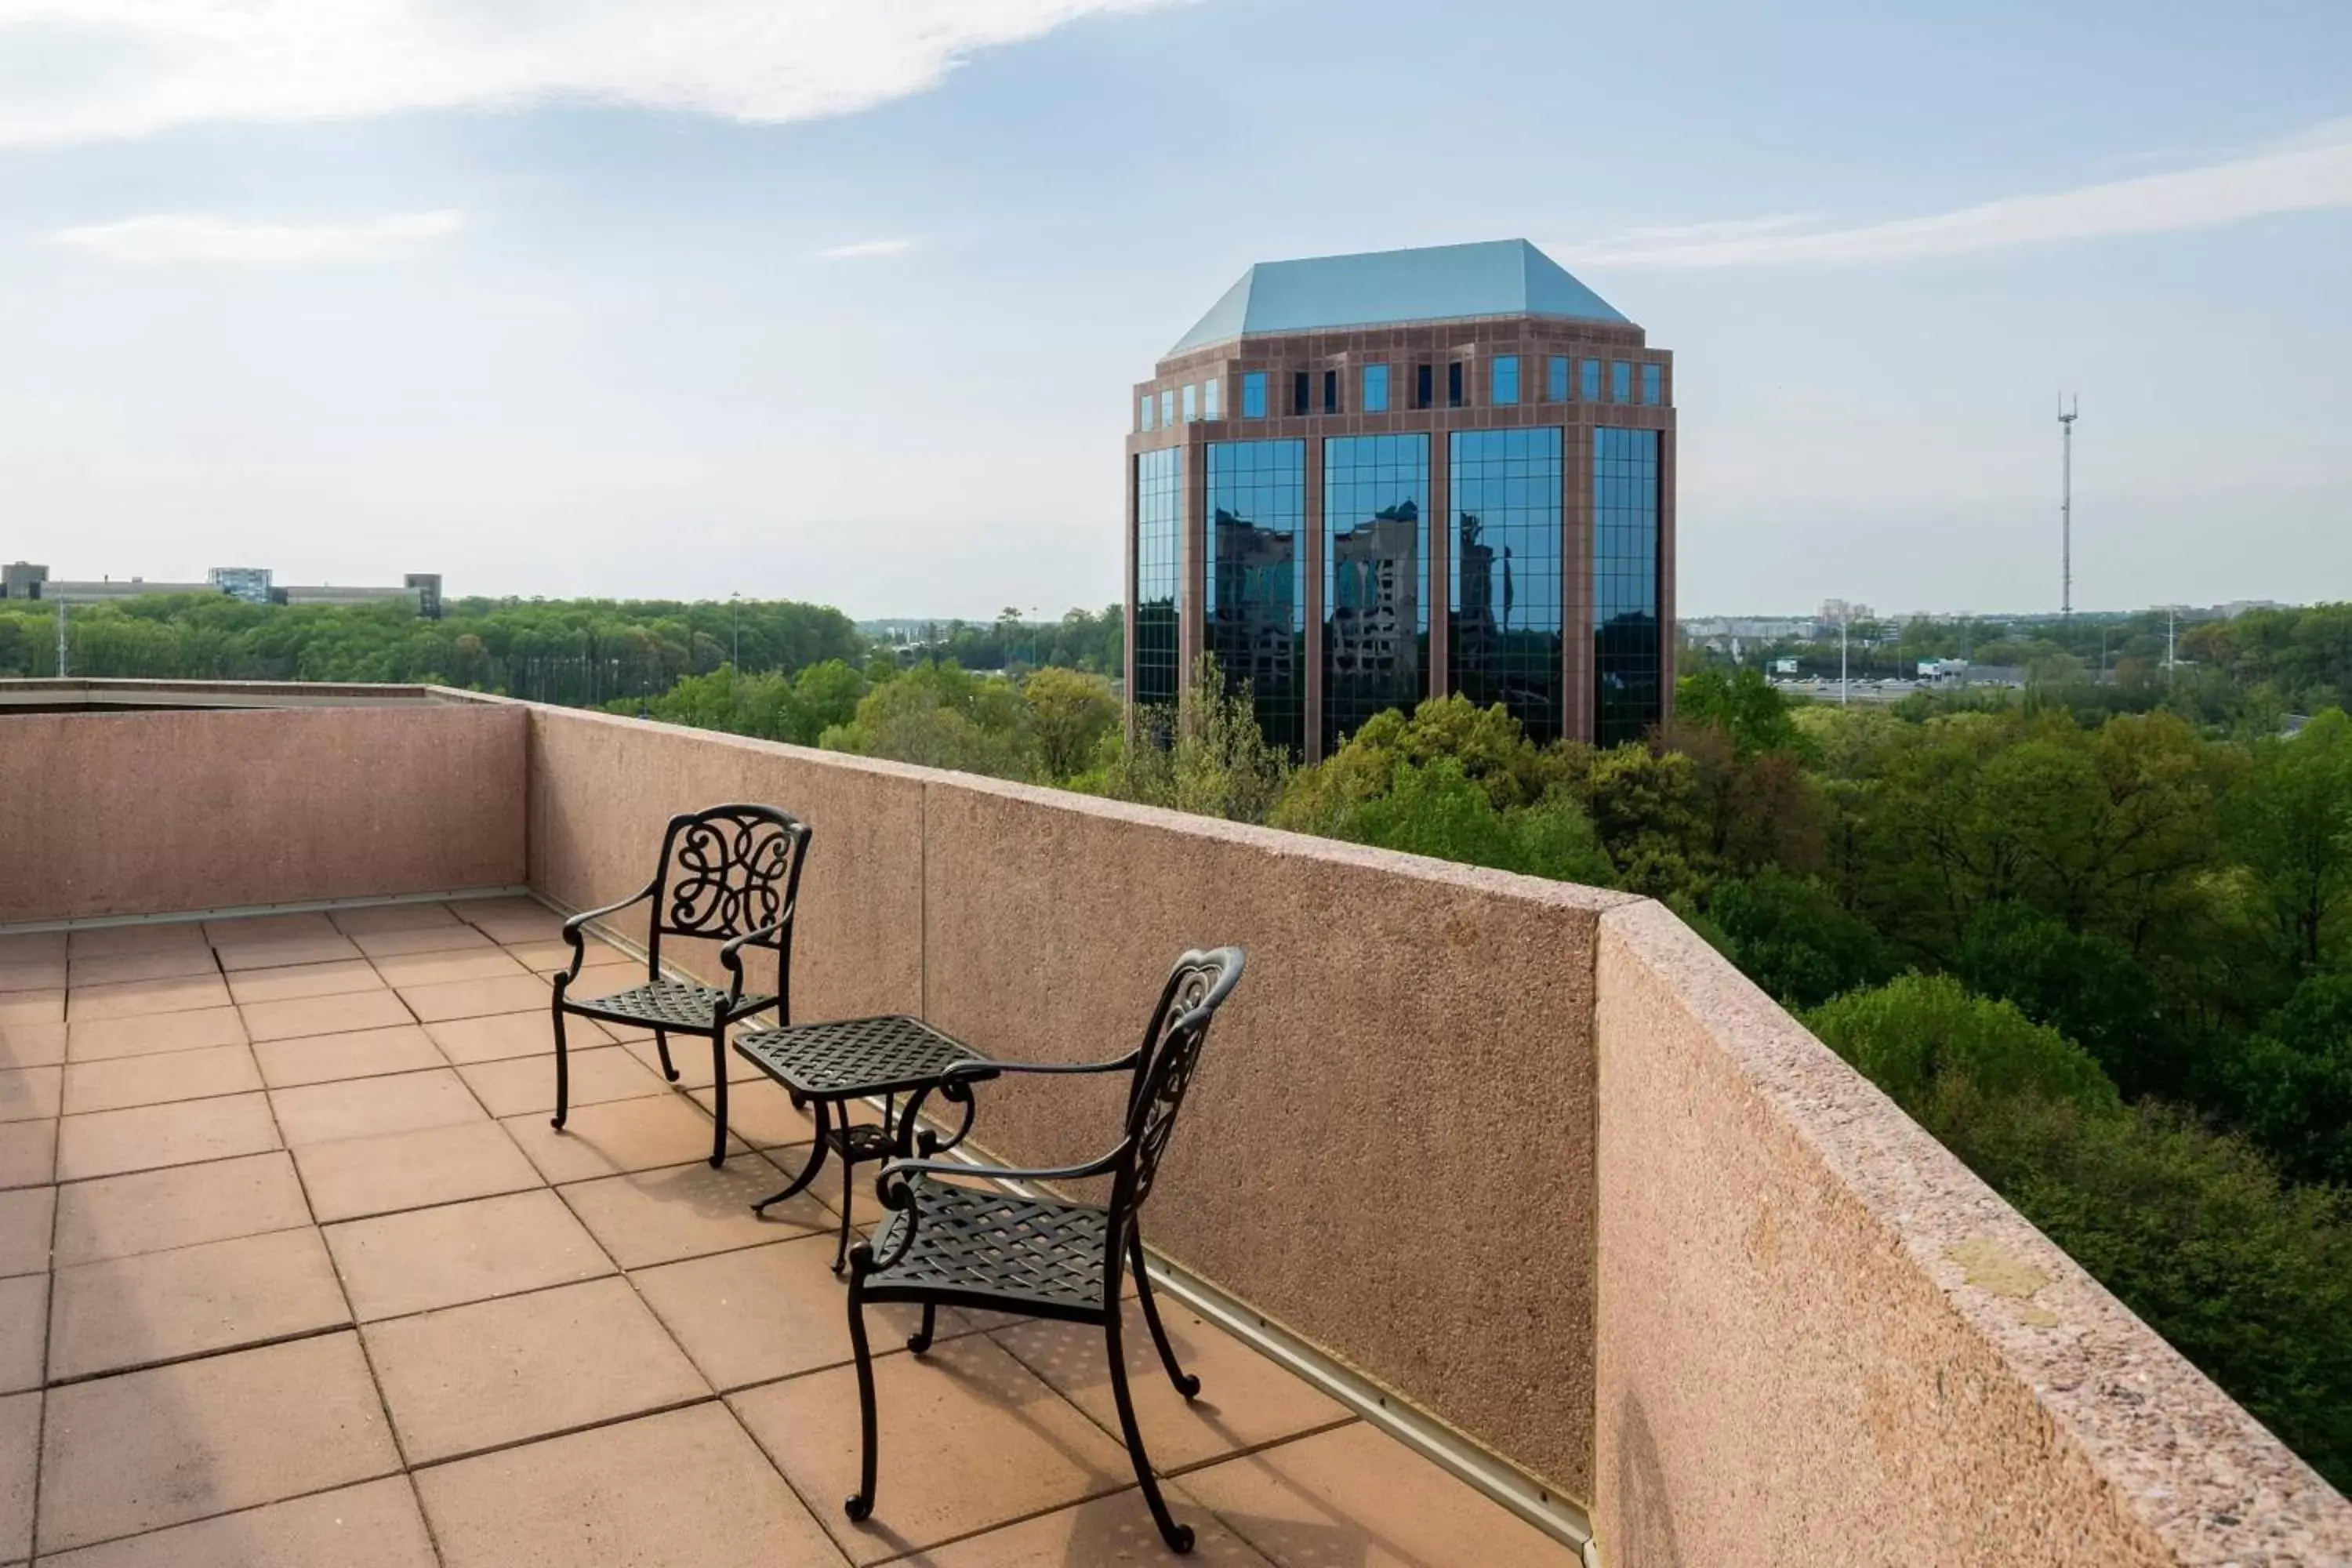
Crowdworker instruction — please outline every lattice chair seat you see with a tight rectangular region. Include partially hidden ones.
[865,1175,1109,1315]
[735,1014,984,1098]
[572,978,775,1029]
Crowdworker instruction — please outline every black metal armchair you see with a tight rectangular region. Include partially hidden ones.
[842,947,1246,1555]
[550,804,812,1167]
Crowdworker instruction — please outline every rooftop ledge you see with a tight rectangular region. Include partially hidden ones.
[0,680,2345,1566]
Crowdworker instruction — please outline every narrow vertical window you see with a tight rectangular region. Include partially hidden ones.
[1447,361,1464,408]
[1182,383,1198,423]
[1160,389,1175,426]
[1243,372,1267,419]
[1323,368,1339,414]
[1415,363,1434,409]
[1140,394,1155,432]
[1492,355,1519,406]
[1204,377,1221,419]
[1581,358,1602,401]
[1612,361,1632,402]
[1548,355,1569,401]
[1293,372,1311,416]
[1642,364,1662,406]
[1363,363,1390,413]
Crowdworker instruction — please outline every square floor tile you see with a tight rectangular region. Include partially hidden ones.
[0,1186,54,1278]
[65,947,217,989]
[0,1122,55,1190]
[688,1079,826,1149]
[1178,1421,1579,1567]
[55,1093,280,1181]
[397,974,550,1024]
[205,913,339,946]
[0,1274,46,1392]
[362,1276,708,1463]
[0,1021,66,1069]
[625,1032,761,1090]
[36,1331,398,1554]
[732,1333,1134,1566]
[0,958,66,994]
[240,989,414,1044]
[416,1401,842,1568]
[325,1188,610,1321]
[65,924,205,959]
[53,1152,307,1265]
[226,960,387,1007]
[501,1094,745,1185]
[0,1066,60,1123]
[0,990,62,1027]
[66,1007,245,1063]
[67,975,231,1022]
[330,902,464,935]
[350,923,495,958]
[559,1155,827,1269]
[0,1389,35,1563]
[914,1486,1274,1567]
[633,1235,963,1392]
[503,935,632,974]
[252,1025,444,1089]
[370,949,531,989]
[36,1475,437,1568]
[47,1227,349,1381]
[459,1045,662,1119]
[216,936,365,973]
[293,1120,541,1225]
[60,1044,260,1116]
[426,1010,602,1065]
[269,1069,481,1146]
[0,931,66,962]
[991,1300,1351,1475]
[456,907,566,946]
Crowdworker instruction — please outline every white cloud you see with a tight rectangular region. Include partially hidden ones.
[0,0,1176,147]
[48,210,463,264]
[815,238,913,260]
[1558,121,2352,268]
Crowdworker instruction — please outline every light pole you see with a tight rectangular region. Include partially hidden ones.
[730,593,740,671]
[54,597,67,678]
[1840,609,1850,707]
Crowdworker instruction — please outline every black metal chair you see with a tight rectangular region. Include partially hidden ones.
[550,804,812,1168]
[843,947,1246,1555]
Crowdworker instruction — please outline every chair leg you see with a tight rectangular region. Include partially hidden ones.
[652,1028,679,1083]
[906,1303,935,1356]
[1130,1232,1200,1399]
[549,1004,571,1131]
[708,1041,730,1169]
[1105,1304,1195,1553]
[844,1271,880,1523]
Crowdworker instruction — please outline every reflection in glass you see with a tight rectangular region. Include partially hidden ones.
[1243,372,1267,419]
[1134,448,1184,710]
[1160,389,1175,426]
[1611,361,1632,403]
[1207,441,1306,757]
[1363,363,1389,413]
[1205,377,1221,418]
[1581,358,1601,401]
[1642,363,1661,406]
[1450,427,1564,743]
[1182,383,1198,423]
[1548,355,1570,401]
[1594,427,1662,746]
[1492,355,1519,406]
[1323,434,1430,751]
[1140,394,1155,433]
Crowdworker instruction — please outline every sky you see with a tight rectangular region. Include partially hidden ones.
[0,0,2347,619]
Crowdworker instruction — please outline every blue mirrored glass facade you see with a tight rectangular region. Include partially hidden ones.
[1594,427,1662,746]
[1134,447,1184,710]
[1548,355,1569,401]
[1450,428,1564,743]
[1492,355,1519,406]
[1324,434,1430,751]
[1207,441,1307,756]
[1642,363,1661,406]
[1611,361,1632,403]
[1242,372,1267,419]
[1363,363,1389,413]
[1581,358,1602,401]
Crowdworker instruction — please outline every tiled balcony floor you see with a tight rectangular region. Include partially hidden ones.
[0,898,1578,1566]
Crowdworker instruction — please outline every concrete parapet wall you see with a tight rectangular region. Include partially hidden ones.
[0,703,524,923]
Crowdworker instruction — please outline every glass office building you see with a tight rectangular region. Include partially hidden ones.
[1127,239,1673,760]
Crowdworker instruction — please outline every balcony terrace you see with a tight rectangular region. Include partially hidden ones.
[0,682,2346,1566]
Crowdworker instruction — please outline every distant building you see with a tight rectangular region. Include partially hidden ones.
[274,583,423,610]
[1127,238,1675,757]
[46,577,216,603]
[405,573,445,620]
[2,562,45,601]
[209,567,274,604]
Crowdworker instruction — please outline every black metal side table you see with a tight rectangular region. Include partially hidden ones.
[732,1014,998,1272]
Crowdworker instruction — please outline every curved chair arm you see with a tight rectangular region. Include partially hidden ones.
[857,1143,1133,1273]
[556,884,657,986]
[717,919,791,1004]
[896,1047,1142,1152]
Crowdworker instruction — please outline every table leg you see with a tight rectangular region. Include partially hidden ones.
[752,1099,832,1213]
